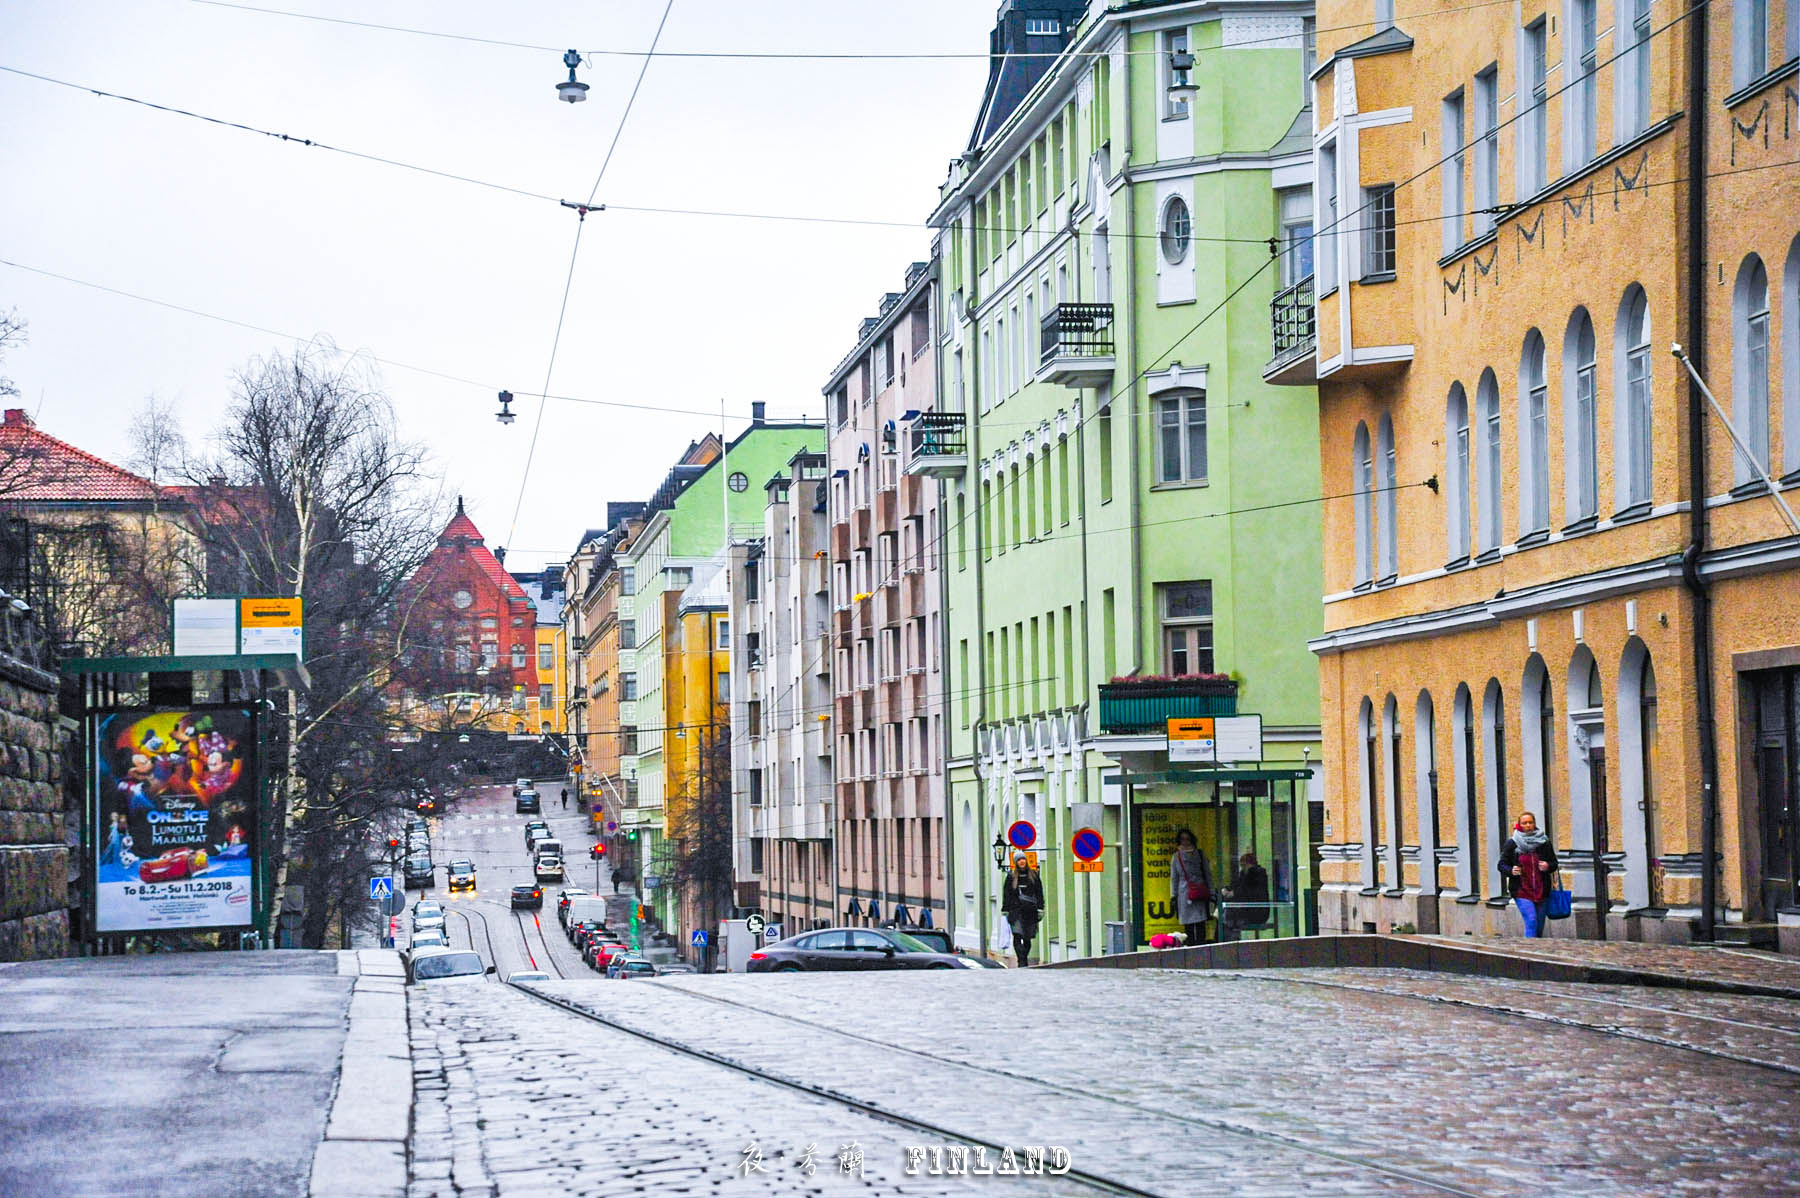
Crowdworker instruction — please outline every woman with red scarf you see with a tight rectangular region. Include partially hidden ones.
[1497,812,1559,937]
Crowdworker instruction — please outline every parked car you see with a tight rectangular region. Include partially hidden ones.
[407,948,492,985]
[584,939,627,971]
[507,970,551,984]
[652,961,698,977]
[408,928,450,951]
[510,884,544,910]
[534,853,565,882]
[530,836,563,861]
[616,957,659,980]
[446,859,477,893]
[570,921,609,951]
[405,829,431,854]
[412,902,445,931]
[523,821,550,850]
[556,889,590,925]
[512,778,533,796]
[894,927,954,954]
[515,788,540,814]
[414,792,439,815]
[746,927,980,972]
[403,853,435,890]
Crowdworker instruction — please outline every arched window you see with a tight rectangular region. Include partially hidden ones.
[1354,422,1374,585]
[1564,308,1599,522]
[1522,654,1557,847]
[1414,691,1441,896]
[1785,235,1800,477]
[1617,640,1658,911]
[1446,384,1471,561]
[1381,694,1403,890]
[1476,369,1503,551]
[1358,697,1379,890]
[1734,255,1772,483]
[1519,330,1551,534]
[1378,415,1398,579]
[1615,286,1654,508]
[1453,683,1479,896]
[1481,678,1509,898]
[1566,647,1608,915]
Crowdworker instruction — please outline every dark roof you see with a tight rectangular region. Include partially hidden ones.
[1311,24,1414,79]
[967,2,1088,150]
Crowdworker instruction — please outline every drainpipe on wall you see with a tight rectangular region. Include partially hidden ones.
[1681,5,1721,942]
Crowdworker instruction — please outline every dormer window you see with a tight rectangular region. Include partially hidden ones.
[1024,18,1060,35]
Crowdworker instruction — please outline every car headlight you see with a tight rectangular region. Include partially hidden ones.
[953,957,983,969]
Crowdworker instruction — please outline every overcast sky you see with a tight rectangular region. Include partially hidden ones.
[1,1,997,571]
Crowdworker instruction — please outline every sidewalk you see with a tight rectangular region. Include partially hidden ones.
[1059,932,1800,999]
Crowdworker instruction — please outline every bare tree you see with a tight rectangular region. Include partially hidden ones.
[0,310,24,401]
[662,720,735,969]
[189,340,446,944]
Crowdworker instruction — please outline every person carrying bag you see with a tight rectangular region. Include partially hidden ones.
[1498,812,1560,938]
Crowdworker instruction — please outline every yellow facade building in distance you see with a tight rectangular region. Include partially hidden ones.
[1268,0,1799,945]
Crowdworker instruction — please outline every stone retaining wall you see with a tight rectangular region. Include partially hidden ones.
[0,607,70,961]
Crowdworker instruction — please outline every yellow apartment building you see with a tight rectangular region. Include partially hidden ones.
[1269,0,1798,944]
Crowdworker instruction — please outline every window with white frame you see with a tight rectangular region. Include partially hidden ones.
[1354,421,1374,585]
[1734,254,1773,481]
[1279,188,1314,286]
[1163,29,1191,119]
[621,672,638,701]
[1520,20,1549,195]
[1567,0,1600,168]
[1159,581,1214,676]
[1521,330,1552,533]
[1478,369,1503,551]
[1473,68,1500,232]
[481,641,497,669]
[539,684,554,707]
[1621,0,1653,136]
[1566,309,1600,522]
[1619,286,1654,507]
[1734,0,1772,87]
[1378,415,1399,579]
[716,617,731,650]
[1447,384,1472,561]
[1024,16,1061,35]
[1442,90,1466,254]
[511,643,526,669]
[1319,143,1339,292]
[1364,184,1396,276]
[1160,195,1192,265]
[538,643,554,671]
[1155,391,1207,484]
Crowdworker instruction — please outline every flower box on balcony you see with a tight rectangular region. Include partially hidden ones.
[1097,675,1238,734]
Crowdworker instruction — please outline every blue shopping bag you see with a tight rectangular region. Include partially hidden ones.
[1545,880,1573,921]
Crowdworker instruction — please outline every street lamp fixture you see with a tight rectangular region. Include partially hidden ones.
[556,49,590,103]
[992,831,1011,870]
[496,390,516,425]
[1167,50,1197,107]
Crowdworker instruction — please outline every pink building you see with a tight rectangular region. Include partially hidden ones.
[823,262,947,931]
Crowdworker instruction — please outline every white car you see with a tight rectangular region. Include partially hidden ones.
[507,970,551,984]
[412,903,446,932]
[534,854,565,882]
[409,948,492,985]
[409,928,450,950]
[512,778,533,796]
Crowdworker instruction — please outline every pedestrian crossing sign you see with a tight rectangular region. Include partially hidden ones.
[369,876,394,901]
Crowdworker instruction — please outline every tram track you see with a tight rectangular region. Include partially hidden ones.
[512,980,1480,1197]
[450,904,498,967]
[512,907,566,979]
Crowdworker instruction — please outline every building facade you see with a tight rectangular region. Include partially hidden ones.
[1287,0,1800,944]
[729,452,836,940]
[824,263,950,932]
[928,0,1326,960]
[512,565,567,736]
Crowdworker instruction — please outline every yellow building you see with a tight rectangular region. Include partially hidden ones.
[509,564,568,736]
[1272,0,1799,945]
[661,561,730,942]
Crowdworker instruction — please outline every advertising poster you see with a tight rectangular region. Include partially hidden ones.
[94,708,257,933]
[1136,804,1225,942]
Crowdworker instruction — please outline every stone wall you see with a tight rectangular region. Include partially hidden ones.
[0,601,69,961]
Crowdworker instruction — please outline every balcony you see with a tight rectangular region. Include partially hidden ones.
[903,411,967,478]
[1097,676,1239,735]
[1037,303,1115,388]
[1263,275,1317,386]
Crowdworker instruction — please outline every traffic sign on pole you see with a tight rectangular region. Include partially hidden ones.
[691,929,709,948]
[745,912,766,936]
[1007,820,1037,851]
[369,876,394,902]
[1071,827,1105,861]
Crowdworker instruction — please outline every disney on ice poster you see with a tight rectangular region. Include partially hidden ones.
[93,708,258,933]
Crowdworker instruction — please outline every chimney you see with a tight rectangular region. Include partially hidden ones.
[3,409,30,427]
[751,401,766,425]
[494,546,506,564]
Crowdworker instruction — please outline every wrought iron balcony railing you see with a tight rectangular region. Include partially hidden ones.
[1269,275,1316,371]
[1039,303,1115,364]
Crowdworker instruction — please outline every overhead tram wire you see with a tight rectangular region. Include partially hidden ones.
[502,0,678,553]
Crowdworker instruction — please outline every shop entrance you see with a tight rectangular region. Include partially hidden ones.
[1754,669,1800,917]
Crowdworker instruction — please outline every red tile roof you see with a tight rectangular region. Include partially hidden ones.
[435,502,529,601]
[0,409,159,502]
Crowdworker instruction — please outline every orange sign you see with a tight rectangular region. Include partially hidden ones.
[239,597,302,627]
[1072,859,1105,873]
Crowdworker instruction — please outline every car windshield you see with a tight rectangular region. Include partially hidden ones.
[415,905,441,916]
[450,863,473,875]
[884,929,937,953]
[413,951,484,980]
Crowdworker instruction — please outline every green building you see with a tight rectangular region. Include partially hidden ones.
[917,0,1324,960]
[622,409,822,931]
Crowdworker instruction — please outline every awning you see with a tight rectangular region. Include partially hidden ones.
[847,898,862,917]
[918,907,934,929]
[894,903,912,926]
[866,900,880,922]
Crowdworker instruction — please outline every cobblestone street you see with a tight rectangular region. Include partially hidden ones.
[405,965,1800,1196]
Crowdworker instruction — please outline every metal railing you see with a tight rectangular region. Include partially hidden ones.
[1040,303,1115,364]
[1269,275,1316,367]
[905,411,967,461]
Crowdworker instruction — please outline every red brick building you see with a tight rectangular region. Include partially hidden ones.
[396,500,540,733]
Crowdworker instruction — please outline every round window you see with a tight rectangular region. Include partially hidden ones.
[451,589,473,610]
[1160,196,1191,264]
[728,471,749,493]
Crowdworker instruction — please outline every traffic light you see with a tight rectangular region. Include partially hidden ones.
[627,829,638,842]
[589,843,606,859]
[386,837,400,850]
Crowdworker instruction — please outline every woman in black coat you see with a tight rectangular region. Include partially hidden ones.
[1497,811,1559,937]
[1001,853,1044,966]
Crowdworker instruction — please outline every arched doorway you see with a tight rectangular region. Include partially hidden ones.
[1566,647,1610,937]
[1616,640,1658,910]
[1358,697,1378,891]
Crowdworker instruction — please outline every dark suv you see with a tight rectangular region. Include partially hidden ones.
[515,788,540,814]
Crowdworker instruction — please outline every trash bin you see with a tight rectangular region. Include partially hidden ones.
[1104,921,1130,956]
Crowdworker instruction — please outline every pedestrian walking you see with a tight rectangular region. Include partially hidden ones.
[610,867,622,894]
[561,788,568,810]
[1001,853,1043,967]
[1499,811,1559,938]
[1169,828,1213,945]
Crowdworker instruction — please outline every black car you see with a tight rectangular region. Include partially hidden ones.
[515,788,540,814]
[403,853,434,890]
[414,793,439,815]
[746,927,977,972]
[510,883,543,910]
[446,859,477,893]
